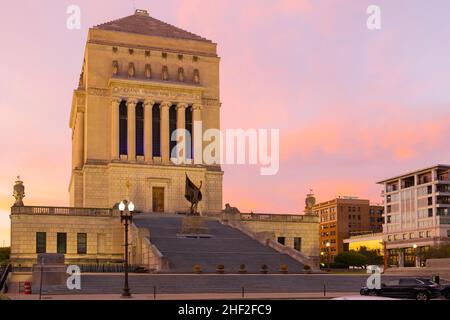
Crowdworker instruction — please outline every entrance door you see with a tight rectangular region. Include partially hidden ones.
[152,187,165,212]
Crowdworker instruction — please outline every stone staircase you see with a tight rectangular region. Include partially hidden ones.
[133,214,305,274]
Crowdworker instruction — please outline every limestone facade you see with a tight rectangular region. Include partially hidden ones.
[223,212,320,258]
[10,207,123,267]
[68,10,223,214]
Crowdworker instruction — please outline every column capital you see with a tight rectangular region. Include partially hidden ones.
[126,98,138,106]
[192,103,203,111]
[144,100,155,108]
[176,102,188,110]
[160,101,172,109]
[112,97,122,106]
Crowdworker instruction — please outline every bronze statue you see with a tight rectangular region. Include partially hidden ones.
[13,175,25,207]
[185,174,202,215]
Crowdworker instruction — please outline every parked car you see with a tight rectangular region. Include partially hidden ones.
[360,278,442,300]
[441,284,450,299]
[333,295,398,300]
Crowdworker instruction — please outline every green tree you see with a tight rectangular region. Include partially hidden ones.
[0,247,10,263]
[357,246,384,265]
[334,251,368,267]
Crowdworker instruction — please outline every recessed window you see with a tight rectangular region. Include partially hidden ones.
[162,52,167,59]
[277,237,285,245]
[145,50,150,57]
[112,47,118,53]
[77,233,87,255]
[129,48,134,55]
[178,54,183,60]
[294,237,302,251]
[36,232,46,254]
[57,233,67,254]
[193,56,198,62]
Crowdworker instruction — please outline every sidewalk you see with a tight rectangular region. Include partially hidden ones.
[7,291,356,300]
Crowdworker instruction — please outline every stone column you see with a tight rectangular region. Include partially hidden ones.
[160,101,171,162]
[127,99,137,161]
[192,104,203,164]
[111,98,120,160]
[398,249,405,267]
[74,111,84,168]
[144,100,154,161]
[176,103,187,162]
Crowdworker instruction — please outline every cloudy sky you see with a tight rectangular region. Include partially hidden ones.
[1,0,450,246]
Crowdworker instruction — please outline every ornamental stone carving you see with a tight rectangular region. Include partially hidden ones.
[13,176,25,207]
[145,64,152,79]
[112,60,119,76]
[193,69,200,84]
[162,66,169,81]
[128,62,135,78]
[178,67,185,82]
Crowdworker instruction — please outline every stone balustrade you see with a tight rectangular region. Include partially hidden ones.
[10,206,113,217]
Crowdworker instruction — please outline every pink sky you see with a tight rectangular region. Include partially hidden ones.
[1,0,450,246]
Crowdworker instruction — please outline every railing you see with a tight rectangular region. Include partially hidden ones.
[239,213,318,223]
[0,264,11,293]
[11,206,113,217]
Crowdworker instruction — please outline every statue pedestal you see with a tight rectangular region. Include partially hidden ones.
[31,254,67,293]
[179,216,210,235]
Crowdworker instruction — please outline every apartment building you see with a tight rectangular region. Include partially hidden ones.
[314,197,383,261]
[378,164,450,267]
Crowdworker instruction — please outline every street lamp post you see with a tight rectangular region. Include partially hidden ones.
[413,244,418,268]
[326,242,331,272]
[119,200,134,298]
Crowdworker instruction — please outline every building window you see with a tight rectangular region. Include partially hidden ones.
[169,106,177,157]
[185,106,193,159]
[77,233,87,255]
[294,237,302,251]
[447,230,450,238]
[119,101,128,155]
[135,102,144,156]
[428,208,433,218]
[36,232,46,254]
[277,237,285,245]
[152,104,161,157]
[410,233,415,239]
[426,231,431,238]
[57,233,67,254]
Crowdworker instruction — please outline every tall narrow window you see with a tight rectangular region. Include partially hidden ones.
[36,232,46,254]
[169,106,177,158]
[294,237,302,251]
[185,106,193,159]
[119,100,128,155]
[77,233,87,254]
[135,102,144,156]
[152,103,161,157]
[57,233,67,254]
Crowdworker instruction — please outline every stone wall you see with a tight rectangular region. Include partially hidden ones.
[223,212,319,258]
[81,162,223,214]
[10,206,124,267]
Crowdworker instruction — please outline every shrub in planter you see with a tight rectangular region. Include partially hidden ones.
[239,264,247,274]
[303,265,311,273]
[260,264,269,274]
[216,264,225,274]
[193,264,202,274]
[279,264,288,274]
